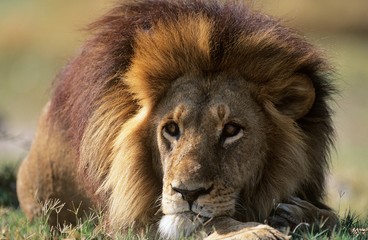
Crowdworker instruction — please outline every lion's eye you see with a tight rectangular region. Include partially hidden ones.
[163,122,180,141]
[220,123,244,145]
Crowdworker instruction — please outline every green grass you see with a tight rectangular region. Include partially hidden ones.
[291,213,368,240]
[0,202,150,239]
[0,206,107,239]
[0,205,367,239]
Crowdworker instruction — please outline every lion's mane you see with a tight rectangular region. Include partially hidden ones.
[49,0,334,231]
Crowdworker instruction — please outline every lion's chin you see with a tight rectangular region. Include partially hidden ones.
[158,212,209,240]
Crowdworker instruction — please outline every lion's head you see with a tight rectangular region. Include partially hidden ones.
[48,0,334,238]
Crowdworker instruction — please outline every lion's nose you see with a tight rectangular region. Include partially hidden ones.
[172,185,213,206]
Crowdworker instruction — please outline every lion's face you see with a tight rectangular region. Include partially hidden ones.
[153,74,269,235]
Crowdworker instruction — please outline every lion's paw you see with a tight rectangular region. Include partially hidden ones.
[205,223,290,240]
[267,197,339,233]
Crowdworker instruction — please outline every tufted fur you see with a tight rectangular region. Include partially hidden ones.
[17,0,337,238]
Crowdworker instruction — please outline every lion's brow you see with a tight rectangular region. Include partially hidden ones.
[217,104,229,121]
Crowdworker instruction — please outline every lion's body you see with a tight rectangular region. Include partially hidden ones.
[16,103,94,226]
[17,0,337,238]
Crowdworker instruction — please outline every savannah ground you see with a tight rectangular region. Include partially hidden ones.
[1,0,368,238]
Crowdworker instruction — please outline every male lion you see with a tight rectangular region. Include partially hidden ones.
[17,0,339,239]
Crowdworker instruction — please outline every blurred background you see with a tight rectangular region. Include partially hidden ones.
[0,0,367,217]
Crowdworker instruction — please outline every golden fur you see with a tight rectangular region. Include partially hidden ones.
[17,0,337,238]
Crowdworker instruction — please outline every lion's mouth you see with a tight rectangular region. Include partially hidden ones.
[185,211,212,223]
[160,191,237,239]
[166,210,211,223]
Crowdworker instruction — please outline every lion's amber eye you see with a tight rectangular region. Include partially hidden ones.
[223,123,241,137]
[163,122,180,141]
[221,122,244,145]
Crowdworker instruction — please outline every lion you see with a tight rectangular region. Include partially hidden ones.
[16,0,339,239]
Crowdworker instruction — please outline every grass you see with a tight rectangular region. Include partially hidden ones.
[0,205,107,239]
[0,205,367,239]
[291,213,368,240]
[0,201,150,239]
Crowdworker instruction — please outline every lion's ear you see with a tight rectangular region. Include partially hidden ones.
[270,74,316,120]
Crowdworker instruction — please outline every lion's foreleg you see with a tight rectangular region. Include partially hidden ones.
[204,217,290,240]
